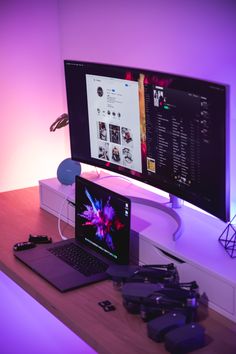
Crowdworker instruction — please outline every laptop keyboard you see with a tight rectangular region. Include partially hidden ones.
[48,243,108,277]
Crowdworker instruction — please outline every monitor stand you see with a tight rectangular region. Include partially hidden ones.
[124,195,182,241]
[83,170,183,241]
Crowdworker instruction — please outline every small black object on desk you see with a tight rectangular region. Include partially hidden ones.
[28,234,52,244]
[98,300,116,312]
[13,241,36,251]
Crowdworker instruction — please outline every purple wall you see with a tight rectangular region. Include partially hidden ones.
[0,0,69,192]
[59,0,236,214]
[0,1,235,349]
[1,0,235,205]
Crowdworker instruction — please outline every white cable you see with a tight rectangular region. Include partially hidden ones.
[57,187,75,240]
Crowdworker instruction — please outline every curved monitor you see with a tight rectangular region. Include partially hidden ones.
[64,60,230,222]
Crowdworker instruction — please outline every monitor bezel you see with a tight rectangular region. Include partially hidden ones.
[65,59,230,222]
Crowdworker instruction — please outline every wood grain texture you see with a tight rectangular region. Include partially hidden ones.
[0,187,236,354]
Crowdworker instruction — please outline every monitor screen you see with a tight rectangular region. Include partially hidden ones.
[75,175,131,264]
[65,60,230,222]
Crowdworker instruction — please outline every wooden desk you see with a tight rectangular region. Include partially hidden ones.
[0,186,236,354]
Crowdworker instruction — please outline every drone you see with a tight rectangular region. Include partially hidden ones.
[107,264,199,322]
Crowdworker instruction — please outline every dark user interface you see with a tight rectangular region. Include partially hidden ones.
[145,86,211,190]
[65,61,229,221]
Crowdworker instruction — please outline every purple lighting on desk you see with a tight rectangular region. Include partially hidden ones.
[0,272,96,354]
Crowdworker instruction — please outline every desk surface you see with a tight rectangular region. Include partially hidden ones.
[0,186,236,354]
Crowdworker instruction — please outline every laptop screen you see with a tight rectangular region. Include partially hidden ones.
[75,176,131,264]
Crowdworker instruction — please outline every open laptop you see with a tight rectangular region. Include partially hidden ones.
[14,176,131,292]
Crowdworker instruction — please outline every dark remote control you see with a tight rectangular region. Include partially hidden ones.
[28,234,52,244]
[13,241,36,251]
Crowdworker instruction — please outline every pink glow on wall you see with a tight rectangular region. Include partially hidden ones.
[1,0,235,211]
[0,0,69,192]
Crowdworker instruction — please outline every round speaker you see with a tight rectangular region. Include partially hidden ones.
[57,158,81,185]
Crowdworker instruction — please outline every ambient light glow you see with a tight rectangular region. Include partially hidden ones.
[1,0,235,208]
[59,0,236,214]
[0,271,96,354]
[0,0,235,351]
[0,0,68,192]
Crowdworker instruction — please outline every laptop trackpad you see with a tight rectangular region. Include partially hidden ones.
[30,255,81,276]
[29,255,89,290]
[25,249,108,289]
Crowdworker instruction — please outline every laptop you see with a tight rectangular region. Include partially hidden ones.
[14,176,131,292]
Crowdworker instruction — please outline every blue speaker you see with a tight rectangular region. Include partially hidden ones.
[57,158,81,185]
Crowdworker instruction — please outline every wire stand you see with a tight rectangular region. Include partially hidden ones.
[219,214,236,258]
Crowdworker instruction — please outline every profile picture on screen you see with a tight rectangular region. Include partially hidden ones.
[153,89,165,107]
[109,124,121,144]
[97,86,104,97]
[98,142,109,161]
[97,121,107,141]
[111,145,121,163]
[121,127,133,146]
